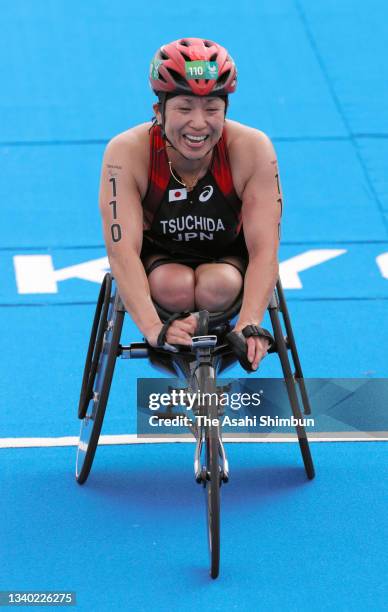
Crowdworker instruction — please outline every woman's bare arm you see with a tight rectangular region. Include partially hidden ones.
[99,134,196,345]
[99,135,162,338]
[231,130,282,368]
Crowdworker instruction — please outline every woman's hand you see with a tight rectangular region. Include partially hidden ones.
[245,336,270,370]
[145,314,198,348]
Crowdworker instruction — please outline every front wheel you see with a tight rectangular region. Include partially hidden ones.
[205,429,220,579]
[194,363,221,579]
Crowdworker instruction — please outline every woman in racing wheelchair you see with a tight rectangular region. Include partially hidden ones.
[99,37,281,369]
[80,43,314,578]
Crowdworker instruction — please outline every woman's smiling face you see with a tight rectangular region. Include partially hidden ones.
[156,95,226,160]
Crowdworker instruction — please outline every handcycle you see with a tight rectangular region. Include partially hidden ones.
[75,272,315,579]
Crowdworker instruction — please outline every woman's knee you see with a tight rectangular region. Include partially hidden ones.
[148,264,195,311]
[194,265,243,311]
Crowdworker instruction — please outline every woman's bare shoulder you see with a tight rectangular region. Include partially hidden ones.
[224,119,271,146]
[224,120,275,198]
[107,122,151,154]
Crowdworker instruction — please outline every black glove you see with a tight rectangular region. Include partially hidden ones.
[156,311,192,352]
[226,325,275,372]
[156,310,210,352]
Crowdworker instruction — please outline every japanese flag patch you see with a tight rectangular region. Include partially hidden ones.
[169,188,187,202]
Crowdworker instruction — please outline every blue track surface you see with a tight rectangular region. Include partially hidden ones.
[1,1,387,609]
[2,443,387,610]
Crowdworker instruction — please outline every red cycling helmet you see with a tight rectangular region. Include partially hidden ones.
[149,38,237,97]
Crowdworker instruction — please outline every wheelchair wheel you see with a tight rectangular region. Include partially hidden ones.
[76,277,124,484]
[205,426,221,579]
[78,273,112,420]
[195,363,221,579]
